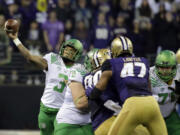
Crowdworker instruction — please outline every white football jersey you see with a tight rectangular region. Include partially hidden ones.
[150,64,180,117]
[56,68,91,125]
[41,52,86,109]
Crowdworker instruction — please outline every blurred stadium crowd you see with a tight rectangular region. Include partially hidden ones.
[0,0,180,85]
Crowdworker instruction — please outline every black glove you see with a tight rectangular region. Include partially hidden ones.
[175,80,180,95]
[89,87,102,100]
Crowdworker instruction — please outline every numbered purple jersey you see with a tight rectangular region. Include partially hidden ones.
[83,70,119,130]
[109,57,152,103]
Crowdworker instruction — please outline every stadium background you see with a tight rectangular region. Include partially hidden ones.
[0,0,180,134]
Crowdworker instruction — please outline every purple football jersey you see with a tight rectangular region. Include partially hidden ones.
[110,57,152,103]
[83,70,119,130]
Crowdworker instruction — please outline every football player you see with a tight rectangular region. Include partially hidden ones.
[84,48,150,135]
[5,31,86,135]
[54,57,94,135]
[83,48,117,135]
[150,50,180,135]
[88,36,168,135]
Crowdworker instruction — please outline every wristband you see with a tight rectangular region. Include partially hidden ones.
[13,38,22,46]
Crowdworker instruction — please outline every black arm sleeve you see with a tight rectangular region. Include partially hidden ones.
[101,59,112,72]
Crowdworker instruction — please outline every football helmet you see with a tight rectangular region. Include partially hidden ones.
[155,50,177,82]
[59,39,83,62]
[94,48,111,68]
[84,48,99,72]
[111,36,133,58]
[84,48,111,72]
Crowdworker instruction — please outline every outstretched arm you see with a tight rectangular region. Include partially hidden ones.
[6,32,48,70]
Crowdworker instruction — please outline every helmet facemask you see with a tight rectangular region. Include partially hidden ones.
[155,66,177,82]
[61,45,79,61]
[84,48,99,72]
[59,39,83,62]
[155,50,177,82]
[94,49,111,68]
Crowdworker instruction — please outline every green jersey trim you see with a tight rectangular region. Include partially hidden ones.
[51,54,58,64]
[40,102,59,114]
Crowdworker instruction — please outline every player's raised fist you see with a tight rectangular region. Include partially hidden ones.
[4,19,19,34]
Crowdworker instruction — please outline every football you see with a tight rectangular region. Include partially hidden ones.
[4,19,19,34]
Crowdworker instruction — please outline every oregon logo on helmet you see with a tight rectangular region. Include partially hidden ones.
[59,39,83,62]
[111,36,133,58]
[155,50,177,82]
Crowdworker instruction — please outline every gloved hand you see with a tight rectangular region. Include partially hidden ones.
[86,87,102,100]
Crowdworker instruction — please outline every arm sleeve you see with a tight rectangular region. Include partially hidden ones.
[101,59,112,72]
[43,52,52,61]
[42,52,53,72]
[69,70,83,83]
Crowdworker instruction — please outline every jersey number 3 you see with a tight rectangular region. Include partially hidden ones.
[120,62,146,78]
[53,73,68,93]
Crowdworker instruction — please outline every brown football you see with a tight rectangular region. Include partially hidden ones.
[4,19,19,34]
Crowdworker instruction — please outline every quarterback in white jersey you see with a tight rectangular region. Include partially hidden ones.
[42,52,86,109]
[150,50,180,135]
[5,26,85,135]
